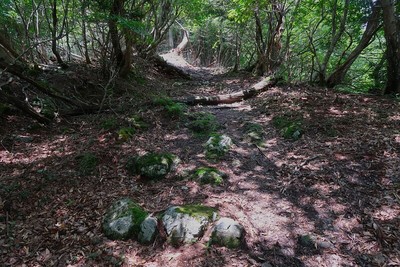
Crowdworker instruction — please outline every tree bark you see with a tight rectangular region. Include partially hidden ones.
[326,3,382,88]
[381,0,400,94]
[177,76,277,105]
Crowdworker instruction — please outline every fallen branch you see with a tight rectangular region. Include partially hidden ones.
[177,76,277,105]
[150,55,191,80]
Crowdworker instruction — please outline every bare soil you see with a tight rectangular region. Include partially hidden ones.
[1,56,400,266]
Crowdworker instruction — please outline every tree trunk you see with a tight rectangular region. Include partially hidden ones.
[108,0,124,66]
[81,3,91,64]
[177,76,277,105]
[175,29,189,55]
[381,0,400,94]
[326,3,381,88]
[51,0,67,68]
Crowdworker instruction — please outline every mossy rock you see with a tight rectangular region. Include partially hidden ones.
[205,134,232,160]
[211,218,245,249]
[243,122,264,144]
[186,112,218,136]
[193,167,227,185]
[102,198,148,240]
[162,205,218,246]
[126,153,180,180]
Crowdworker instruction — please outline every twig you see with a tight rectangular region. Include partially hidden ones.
[300,155,320,166]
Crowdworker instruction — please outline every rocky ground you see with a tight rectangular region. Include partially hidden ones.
[0,55,400,266]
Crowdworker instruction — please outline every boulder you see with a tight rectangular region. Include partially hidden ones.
[127,153,180,180]
[162,205,217,246]
[193,167,227,185]
[205,134,232,159]
[102,198,148,240]
[211,217,245,248]
[138,216,158,245]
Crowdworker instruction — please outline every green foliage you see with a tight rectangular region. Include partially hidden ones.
[77,152,98,175]
[101,118,118,131]
[153,97,186,118]
[272,115,303,140]
[193,167,226,185]
[127,115,148,130]
[118,127,135,141]
[187,112,218,136]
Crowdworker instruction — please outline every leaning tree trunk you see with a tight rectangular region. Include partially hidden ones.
[381,0,400,94]
[326,3,381,88]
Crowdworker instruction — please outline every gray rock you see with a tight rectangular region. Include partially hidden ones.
[205,134,232,159]
[162,205,216,246]
[211,217,245,248]
[102,198,148,240]
[128,153,180,180]
[138,216,158,245]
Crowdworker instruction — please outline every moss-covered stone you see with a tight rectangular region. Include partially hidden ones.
[102,198,148,240]
[243,122,264,145]
[126,153,180,180]
[193,167,226,185]
[211,218,245,249]
[205,134,232,160]
[162,205,218,246]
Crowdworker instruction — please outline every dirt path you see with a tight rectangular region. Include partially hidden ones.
[1,58,399,266]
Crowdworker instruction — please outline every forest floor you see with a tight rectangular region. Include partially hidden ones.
[1,54,400,267]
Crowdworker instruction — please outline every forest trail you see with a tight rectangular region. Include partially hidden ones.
[1,56,400,266]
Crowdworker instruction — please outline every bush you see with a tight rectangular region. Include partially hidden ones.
[272,115,303,140]
[101,118,118,130]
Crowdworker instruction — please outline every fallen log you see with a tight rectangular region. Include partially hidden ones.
[177,76,277,105]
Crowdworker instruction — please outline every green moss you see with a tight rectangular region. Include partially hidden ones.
[118,127,135,140]
[31,97,57,119]
[153,96,186,117]
[175,205,217,220]
[102,198,148,240]
[127,115,148,130]
[187,112,218,136]
[126,153,179,179]
[194,167,226,185]
[272,115,303,140]
[243,122,264,144]
[205,134,232,160]
[78,152,98,175]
